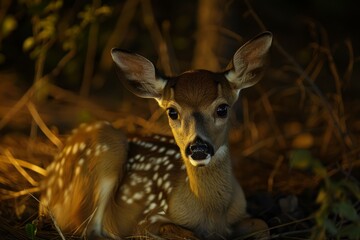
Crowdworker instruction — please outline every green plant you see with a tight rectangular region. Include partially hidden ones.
[290,149,360,240]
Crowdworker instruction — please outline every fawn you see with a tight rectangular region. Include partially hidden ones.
[39,32,272,239]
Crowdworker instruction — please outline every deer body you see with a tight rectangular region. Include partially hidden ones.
[40,32,272,239]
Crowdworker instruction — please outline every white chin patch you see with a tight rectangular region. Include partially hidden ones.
[189,154,211,167]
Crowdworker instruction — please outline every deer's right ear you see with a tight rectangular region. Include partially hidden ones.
[111,48,167,100]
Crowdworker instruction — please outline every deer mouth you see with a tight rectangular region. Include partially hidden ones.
[185,137,214,167]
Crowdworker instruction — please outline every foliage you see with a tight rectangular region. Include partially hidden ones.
[0,0,112,84]
[290,149,360,240]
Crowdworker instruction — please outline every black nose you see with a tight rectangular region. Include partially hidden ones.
[185,137,214,160]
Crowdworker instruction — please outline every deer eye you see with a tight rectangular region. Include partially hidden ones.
[216,104,229,118]
[167,107,179,120]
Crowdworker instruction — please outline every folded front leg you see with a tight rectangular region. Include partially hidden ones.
[231,218,269,239]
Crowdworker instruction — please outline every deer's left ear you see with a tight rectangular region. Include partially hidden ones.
[111,48,167,100]
[225,32,272,93]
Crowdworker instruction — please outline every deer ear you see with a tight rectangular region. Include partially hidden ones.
[111,48,167,99]
[225,32,272,93]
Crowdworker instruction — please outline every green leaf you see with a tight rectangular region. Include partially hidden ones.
[333,201,360,221]
[338,222,360,240]
[324,218,337,235]
[25,223,36,240]
[316,189,328,204]
[289,149,313,170]
[341,180,360,200]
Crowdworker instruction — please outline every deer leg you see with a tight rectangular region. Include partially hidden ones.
[84,124,129,239]
[231,218,269,240]
[158,223,199,240]
[134,221,198,240]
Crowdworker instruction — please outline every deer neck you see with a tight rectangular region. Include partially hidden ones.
[183,145,234,203]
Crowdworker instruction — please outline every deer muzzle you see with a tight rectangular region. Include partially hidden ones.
[186,137,214,167]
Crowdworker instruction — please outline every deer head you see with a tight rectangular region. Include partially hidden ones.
[111,32,272,168]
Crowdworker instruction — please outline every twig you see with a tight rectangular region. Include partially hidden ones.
[76,207,98,237]
[141,0,175,76]
[268,155,284,192]
[242,137,275,157]
[47,83,118,120]
[27,101,63,149]
[235,216,314,240]
[0,155,47,176]
[80,0,100,97]
[0,187,41,200]
[48,49,76,79]
[4,149,38,187]
[94,0,140,87]
[269,228,312,239]
[343,39,354,86]
[148,108,165,124]
[49,212,66,240]
[259,88,287,149]
[0,85,35,130]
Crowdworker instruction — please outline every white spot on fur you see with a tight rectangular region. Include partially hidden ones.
[163,173,169,180]
[163,181,171,190]
[154,165,160,171]
[145,186,151,193]
[65,146,72,156]
[55,162,60,172]
[79,142,86,151]
[148,194,156,202]
[165,149,175,155]
[101,144,109,152]
[85,148,91,156]
[166,164,174,171]
[133,192,144,200]
[58,178,63,189]
[153,172,159,181]
[85,125,93,132]
[75,166,81,175]
[158,192,163,200]
[60,157,65,166]
[144,163,151,171]
[72,143,78,154]
[148,202,157,211]
[78,158,84,165]
[157,178,163,186]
